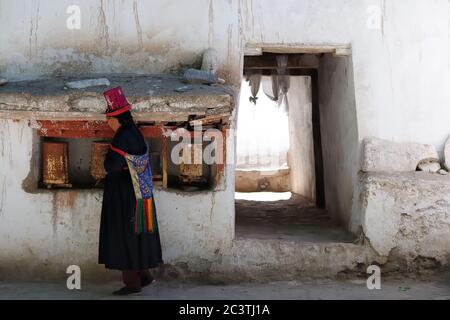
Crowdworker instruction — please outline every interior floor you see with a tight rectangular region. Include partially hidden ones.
[235,192,354,243]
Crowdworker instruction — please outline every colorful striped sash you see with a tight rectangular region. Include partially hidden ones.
[110,143,157,234]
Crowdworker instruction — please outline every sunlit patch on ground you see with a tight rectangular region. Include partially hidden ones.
[235,192,292,202]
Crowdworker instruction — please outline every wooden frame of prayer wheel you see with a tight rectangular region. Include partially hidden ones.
[42,141,71,188]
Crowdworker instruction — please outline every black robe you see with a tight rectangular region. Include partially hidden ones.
[98,124,163,271]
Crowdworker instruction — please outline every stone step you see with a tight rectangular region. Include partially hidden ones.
[161,238,382,283]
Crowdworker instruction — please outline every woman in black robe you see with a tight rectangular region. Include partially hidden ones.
[98,87,163,296]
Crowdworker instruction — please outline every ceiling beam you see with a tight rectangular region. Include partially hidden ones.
[244,53,320,70]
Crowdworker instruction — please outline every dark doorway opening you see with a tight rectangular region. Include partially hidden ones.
[235,52,355,243]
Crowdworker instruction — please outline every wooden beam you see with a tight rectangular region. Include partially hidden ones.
[246,69,316,77]
[244,54,319,70]
[35,120,179,139]
[214,128,227,188]
[38,129,114,139]
[138,125,177,138]
[244,46,263,56]
[245,43,351,55]
[161,137,168,189]
[0,110,191,122]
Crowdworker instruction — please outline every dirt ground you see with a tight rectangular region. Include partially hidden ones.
[1,273,450,300]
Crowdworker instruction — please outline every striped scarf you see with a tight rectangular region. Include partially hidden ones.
[110,143,157,234]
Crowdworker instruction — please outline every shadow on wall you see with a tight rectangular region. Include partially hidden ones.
[318,54,359,230]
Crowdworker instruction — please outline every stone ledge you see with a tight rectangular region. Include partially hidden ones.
[0,74,235,121]
[360,171,450,264]
[362,137,439,172]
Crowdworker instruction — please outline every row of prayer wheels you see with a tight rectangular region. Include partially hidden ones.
[42,141,110,187]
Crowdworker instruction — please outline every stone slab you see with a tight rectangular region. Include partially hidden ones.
[0,74,234,120]
[362,137,439,172]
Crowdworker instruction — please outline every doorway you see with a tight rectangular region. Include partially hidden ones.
[235,52,356,243]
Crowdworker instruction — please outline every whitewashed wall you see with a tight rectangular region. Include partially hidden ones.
[0,119,235,279]
[0,0,242,82]
[1,0,448,148]
[319,55,359,228]
[287,76,316,202]
[0,0,449,275]
[242,0,450,229]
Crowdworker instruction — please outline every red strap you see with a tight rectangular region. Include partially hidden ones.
[110,144,127,157]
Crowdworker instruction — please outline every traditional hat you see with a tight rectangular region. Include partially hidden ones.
[103,86,131,117]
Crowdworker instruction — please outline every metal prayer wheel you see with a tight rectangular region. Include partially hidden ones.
[90,141,110,180]
[42,141,69,186]
[179,143,203,183]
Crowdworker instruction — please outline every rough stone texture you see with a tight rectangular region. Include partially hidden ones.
[417,160,442,173]
[360,171,450,267]
[445,137,450,171]
[160,240,382,283]
[0,74,234,120]
[235,194,354,243]
[235,168,291,192]
[208,239,381,282]
[362,137,439,172]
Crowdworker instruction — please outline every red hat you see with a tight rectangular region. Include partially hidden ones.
[103,86,131,117]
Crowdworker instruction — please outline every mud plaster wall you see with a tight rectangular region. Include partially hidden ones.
[0,119,235,279]
[318,55,359,229]
[287,77,316,202]
[1,0,449,147]
[0,0,242,83]
[242,0,450,149]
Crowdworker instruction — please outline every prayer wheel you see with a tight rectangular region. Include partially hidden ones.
[179,143,203,183]
[90,141,110,180]
[42,141,69,186]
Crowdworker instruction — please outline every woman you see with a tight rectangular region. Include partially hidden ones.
[98,86,163,296]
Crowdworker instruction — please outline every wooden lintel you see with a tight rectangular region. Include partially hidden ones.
[39,129,114,139]
[254,43,351,54]
[34,120,179,139]
[248,69,316,77]
[0,110,191,122]
[244,53,320,70]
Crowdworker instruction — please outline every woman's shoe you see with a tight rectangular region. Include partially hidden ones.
[112,286,142,296]
[141,277,156,288]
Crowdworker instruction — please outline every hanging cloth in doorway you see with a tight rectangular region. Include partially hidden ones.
[110,143,157,234]
[260,56,290,112]
[245,70,262,104]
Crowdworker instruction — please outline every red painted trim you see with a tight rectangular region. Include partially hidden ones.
[110,144,127,157]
